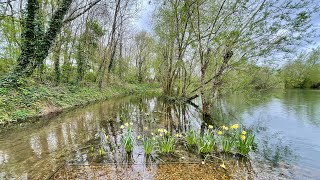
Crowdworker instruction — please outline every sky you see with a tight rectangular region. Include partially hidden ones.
[134,0,155,33]
[133,0,320,67]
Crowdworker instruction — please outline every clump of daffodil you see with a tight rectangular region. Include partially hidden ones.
[156,130,176,154]
[199,130,215,154]
[185,129,199,149]
[143,137,155,155]
[230,124,239,130]
[235,130,255,156]
[120,122,134,153]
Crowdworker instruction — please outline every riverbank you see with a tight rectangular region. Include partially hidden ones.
[0,83,160,126]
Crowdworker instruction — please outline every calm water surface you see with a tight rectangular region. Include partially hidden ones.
[0,89,319,179]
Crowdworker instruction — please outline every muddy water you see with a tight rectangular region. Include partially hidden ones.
[0,90,319,179]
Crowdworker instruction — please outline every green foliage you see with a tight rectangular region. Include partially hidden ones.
[143,137,155,155]
[0,88,8,95]
[185,129,199,148]
[281,48,320,89]
[99,147,106,156]
[158,135,175,154]
[121,123,134,153]
[235,132,255,156]
[12,109,29,121]
[198,130,215,154]
[221,136,235,153]
[0,83,159,125]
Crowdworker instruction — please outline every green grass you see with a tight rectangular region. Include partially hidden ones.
[0,82,160,126]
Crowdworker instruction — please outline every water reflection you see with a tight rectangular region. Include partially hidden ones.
[0,150,9,165]
[30,135,42,158]
[0,90,319,179]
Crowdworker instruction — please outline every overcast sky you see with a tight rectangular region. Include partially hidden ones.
[134,0,320,55]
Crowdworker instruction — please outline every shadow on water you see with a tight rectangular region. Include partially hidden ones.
[0,89,319,179]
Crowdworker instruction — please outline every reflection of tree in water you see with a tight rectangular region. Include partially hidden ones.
[248,119,297,177]
[282,89,320,126]
[260,133,296,167]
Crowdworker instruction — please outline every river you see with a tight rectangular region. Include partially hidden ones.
[0,89,319,179]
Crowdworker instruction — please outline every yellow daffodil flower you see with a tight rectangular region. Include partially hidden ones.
[222,125,229,130]
[220,163,226,169]
[241,135,246,140]
[124,123,129,127]
[242,130,247,135]
[163,129,168,134]
[130,122,133,126]
[218,131,223,135]
[231,124,239,129]
[120,125,124,129]
[137,135,141,140]
[105,135,109,139]
[160,133,163,137]
[208,125,213,129]
[151,133,154,136]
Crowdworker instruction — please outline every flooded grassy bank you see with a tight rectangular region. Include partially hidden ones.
[0,83,160,126]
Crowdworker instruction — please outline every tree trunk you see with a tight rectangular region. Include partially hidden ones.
[53,37,62,84]
[0,0,73,87]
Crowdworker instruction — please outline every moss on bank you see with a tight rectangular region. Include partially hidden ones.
[0,83,160,126]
